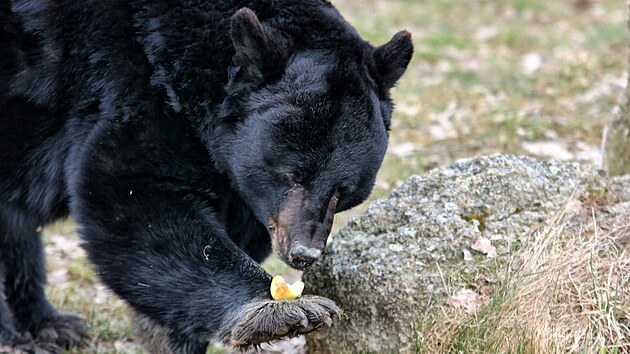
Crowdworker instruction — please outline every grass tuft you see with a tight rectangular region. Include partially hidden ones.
[415,212,629,353]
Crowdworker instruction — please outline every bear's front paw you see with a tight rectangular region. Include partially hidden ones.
[1,343,65,354]
[226,295,341,348]
[34,313,88,349]
[1,324,64,354]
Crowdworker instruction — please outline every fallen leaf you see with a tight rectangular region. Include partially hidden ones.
[474,26,498,41]
[94,284,111,305]
[48,269,68,284]
[522,141,574,161]
[114,341,145,353]
[522,52,542,75]
[463,249,473,261]
[575,141,601,165]
[259,335,306,353]
[389,142,418,158]
[46,234,84,259]
[471,236,497,258]
[445,289,483,314]
[562,199,584,218]
[479,285,493,297]
[574,0,594,10]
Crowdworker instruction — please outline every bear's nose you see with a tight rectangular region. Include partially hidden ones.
[289,245,322,269]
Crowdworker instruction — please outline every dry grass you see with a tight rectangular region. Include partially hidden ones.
[417,208,630,353]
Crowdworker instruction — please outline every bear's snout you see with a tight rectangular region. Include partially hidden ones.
[269,216,330,270]
[289,245,322,269]
[268,186,337,270]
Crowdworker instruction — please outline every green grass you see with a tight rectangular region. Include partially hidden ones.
[328,0,627,232]
[40,0,630,352]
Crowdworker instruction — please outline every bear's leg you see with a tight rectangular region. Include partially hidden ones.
[80,212,341,353]
[76,184,341,353]
[1,227,88,352]
[0,263,28,350]
[132,311,208,354]
[72,116,340,352]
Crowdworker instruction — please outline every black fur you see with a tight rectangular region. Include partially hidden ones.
[0,0,412,352]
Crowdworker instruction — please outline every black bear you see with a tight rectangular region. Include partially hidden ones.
[0,0,412,352]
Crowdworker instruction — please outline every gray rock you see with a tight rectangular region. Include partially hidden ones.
[611,175,630,201]
[302,155,612,353]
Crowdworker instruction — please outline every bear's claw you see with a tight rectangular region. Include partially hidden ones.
[34,313,89,350]
[227,295,341,348]
[1,343,64,354]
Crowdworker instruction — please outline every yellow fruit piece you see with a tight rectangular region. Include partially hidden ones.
[270,275,304,300]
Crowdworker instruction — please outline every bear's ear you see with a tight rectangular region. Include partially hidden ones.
[373,30,414,89]
[230,8,293,82]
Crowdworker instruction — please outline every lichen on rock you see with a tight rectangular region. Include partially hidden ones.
[303,154,615,353]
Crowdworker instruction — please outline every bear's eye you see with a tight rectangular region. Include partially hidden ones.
[278,171,298,186]
[338,184,357,196]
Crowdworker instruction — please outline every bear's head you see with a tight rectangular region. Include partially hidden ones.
[211,8,412,270]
